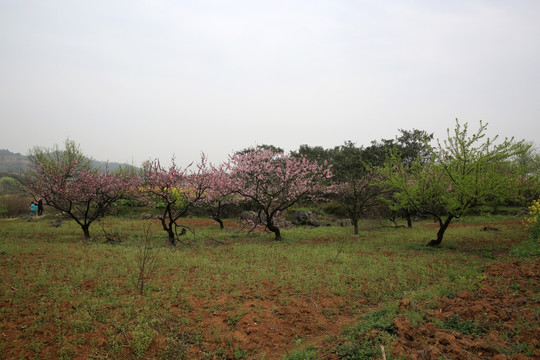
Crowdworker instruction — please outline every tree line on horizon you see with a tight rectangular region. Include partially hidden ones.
[0,148,130,174]
[12,120,540,247]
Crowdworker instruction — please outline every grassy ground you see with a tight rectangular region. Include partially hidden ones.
[0,214,537,359]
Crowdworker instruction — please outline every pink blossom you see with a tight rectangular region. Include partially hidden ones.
[224,149,333,240]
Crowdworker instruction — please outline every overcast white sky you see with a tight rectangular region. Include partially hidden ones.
[1,0,539,167]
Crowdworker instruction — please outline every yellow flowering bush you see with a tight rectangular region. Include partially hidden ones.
[523,199,540,239]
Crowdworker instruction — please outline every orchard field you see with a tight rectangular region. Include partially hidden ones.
[0,213,538,359]
[2,121,539,358]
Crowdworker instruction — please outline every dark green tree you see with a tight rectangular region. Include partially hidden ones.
[380,120,527,246]
[327,142,382,234]
[510,142,540,205]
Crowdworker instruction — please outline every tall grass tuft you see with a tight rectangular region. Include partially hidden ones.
[129,224,159,295]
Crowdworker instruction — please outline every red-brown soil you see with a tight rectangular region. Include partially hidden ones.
[1,218,538,359]
[391,260,539,359]
[184,286,360,358]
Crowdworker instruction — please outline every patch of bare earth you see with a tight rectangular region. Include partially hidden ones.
[178,283,363,359]
[392,260,540,360]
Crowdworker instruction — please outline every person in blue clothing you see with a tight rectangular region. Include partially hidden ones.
[29,201,38,219]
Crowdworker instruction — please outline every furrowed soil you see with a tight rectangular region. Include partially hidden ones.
[391,260,539,360]
[0,217,538,359]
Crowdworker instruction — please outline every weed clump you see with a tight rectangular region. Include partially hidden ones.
[523,198,540,239]
[333,304,398,359]
[129,224,159,295]
[436,314,488,337]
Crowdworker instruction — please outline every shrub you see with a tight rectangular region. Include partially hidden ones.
[0,194,33,217]
[523,199,540,239]
[321,201,348,217]
[0,176,20,194]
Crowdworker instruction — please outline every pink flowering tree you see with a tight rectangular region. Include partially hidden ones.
[226,148,332,240]
[21,140,138,238]
[380,120,526,246]
[140,154,212,245]
[195,164,239,229]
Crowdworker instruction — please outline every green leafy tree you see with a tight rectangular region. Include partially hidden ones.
[236,144,284,156]
[510,142,540,205]
[512,142,540,177]
[395,129,434,166]
[367,129,433,227]
[0,176,20,194]
[327,142,383,235]
[381,120,527,246]
[291,144,330,163]
[293,135,432,233]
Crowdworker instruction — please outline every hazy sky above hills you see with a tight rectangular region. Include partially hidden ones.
[1,0,539,167]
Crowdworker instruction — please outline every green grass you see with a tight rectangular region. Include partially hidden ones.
[436,314,488,337]
[0,215,531,359]
[283,344,318,360]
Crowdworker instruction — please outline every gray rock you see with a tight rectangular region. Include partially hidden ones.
[335,219,352,227]
[239,211,263,224]
[292,210,320,227]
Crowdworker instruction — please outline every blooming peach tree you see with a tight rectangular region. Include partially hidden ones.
[22,140,138,238]
[226,148,332,240]
[195,164,239,229]
[140,154,212,245]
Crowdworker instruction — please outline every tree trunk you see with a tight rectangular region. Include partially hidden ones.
[213,216,224,229]
[427,214,454,246]
[352,217,359,235]
[214,202,224,229]
[82,224,90,239]
[405,210,413,228]
[167,228,176,246]
[267,222,282,241]
[160,214,176,246]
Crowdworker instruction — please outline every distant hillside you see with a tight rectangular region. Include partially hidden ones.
[0,149,28,173]
[0,149,136,174]
[90,160,137,172]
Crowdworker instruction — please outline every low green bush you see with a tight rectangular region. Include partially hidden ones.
[0,194,33,217]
